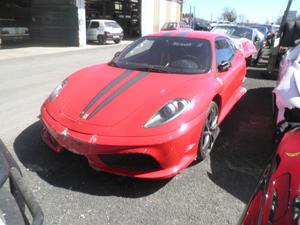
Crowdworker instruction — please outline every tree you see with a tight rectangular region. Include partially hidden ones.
[220,7,237,22]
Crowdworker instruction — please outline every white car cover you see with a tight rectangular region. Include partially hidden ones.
[273,42,300,123]
[230,37,257,58]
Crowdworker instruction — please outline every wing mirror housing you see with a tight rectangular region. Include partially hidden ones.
[114,51,121,58]
[218,61,231,72]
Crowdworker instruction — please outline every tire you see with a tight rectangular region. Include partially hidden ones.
[114,39,121,44]
[97,35,106,45]
[280,21,295,47]
[197,102,220,161]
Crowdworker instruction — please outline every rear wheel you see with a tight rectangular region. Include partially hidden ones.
[114,39,121,44]
[197,102,220,161]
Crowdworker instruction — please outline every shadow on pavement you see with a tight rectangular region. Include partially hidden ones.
[13,121,170,198]
[208,87,274,203]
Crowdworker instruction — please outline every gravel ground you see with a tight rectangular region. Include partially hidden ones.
[0,46,276,225]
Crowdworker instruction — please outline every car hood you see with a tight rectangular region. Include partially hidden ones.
[47,64,209,128]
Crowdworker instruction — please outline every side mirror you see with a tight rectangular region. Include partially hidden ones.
[113,51,121,59]
[218,61,231,72]
[254,36,259,43]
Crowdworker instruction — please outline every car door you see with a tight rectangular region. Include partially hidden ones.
[87,21,99,41]
[215,37,245,106]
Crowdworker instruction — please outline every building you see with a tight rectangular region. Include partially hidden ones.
[0,0,182,47]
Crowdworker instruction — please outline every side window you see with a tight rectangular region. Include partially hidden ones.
[227,38,237,53]
[215,37,234,65]
[90,22,99,29]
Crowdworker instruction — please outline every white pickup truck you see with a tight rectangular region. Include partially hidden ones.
[86,19,124,45]
[0,19,30,47]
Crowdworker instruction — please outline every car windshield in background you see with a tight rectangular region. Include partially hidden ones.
[111,36,212,74]
[213,26,252,40]
[251,26,268,35]
[104,21,121,28]
[162,22,177,29]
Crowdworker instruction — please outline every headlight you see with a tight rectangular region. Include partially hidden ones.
[144,98,191,128]
[49,79,67,102]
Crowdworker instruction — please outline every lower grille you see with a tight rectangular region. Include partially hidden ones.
[98,153,162,172]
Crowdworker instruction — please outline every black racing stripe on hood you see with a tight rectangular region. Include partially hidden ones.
[87,71,149,120]
[80,69,133,118]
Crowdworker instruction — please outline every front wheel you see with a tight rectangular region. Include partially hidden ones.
[114,39,121,44]
[197,102,220,161]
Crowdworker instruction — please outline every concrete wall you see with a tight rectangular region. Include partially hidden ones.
[141,0,181,36]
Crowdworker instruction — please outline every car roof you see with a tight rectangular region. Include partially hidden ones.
[147,31,227,41]
[215,25,253,30]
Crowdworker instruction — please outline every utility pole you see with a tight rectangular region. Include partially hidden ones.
[193,6,195,18]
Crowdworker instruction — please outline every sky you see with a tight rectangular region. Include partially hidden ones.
[183,0,300,24]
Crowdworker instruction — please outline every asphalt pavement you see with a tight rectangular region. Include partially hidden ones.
[0,45,276,225]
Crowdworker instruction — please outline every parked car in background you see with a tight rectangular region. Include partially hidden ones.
[210,20,232,29]
[40,31,248,179]
[0,19,30,46]
[0,139,44,225]
[192,20,211,31]
[160,21,193,31]
[212,25,263,65]
[251,25,268,43]
[258,24,279,47]
[86,19,124,45]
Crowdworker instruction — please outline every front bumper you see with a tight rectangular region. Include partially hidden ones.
[40,106,205,179]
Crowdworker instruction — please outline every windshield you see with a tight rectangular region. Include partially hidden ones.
[111,36,212,74]
[162,22,178,30]
[213,26,253,41]
[104,21,121,28]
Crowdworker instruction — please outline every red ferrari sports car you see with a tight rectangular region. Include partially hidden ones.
[40,31,247,179]
[240,125,300,225]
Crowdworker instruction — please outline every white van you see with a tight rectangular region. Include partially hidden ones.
[86,19,124,44]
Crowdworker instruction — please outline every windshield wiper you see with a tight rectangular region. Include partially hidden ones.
[126,63,170,73]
